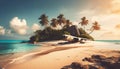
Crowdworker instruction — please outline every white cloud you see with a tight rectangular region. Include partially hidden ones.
[100,32,120,40]
[10,17,28,35]
[74,4,120,40]
[99,24,120,40]
[31,23,40,32]
[0,26,5,35]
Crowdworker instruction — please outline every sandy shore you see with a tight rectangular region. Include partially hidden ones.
[1,40,120,69]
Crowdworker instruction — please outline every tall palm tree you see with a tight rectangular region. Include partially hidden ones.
[89,21,100,34]
[79,17,88,30]
[38,14,49,27]
[50,18,59,27]
[57,14,66,26]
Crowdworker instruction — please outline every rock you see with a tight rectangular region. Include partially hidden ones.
[61,62,83,69]
[67,25,80,36]
[61,66,70,69]
[0,67,2,69]
[88,65,105,69]
[83,55,120,69]
[61,55,120,69]
[82,65,90,69]
[91,55,106,60]
[110,63,120,69]
[82,57,95,63]
[107,56,120,63]
[70,62,82,69]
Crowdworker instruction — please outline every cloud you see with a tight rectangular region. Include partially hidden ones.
[74,7,120,40]
[0,26,5,35]
[100,32,120,40]
[10,17,28,35]
[91,0,120,14]
[77,0,120,17]
[31,23,40,32]
[89,0,112,14]
[83,14,120,40]
[99,24,120,40]
[111,0,120,14]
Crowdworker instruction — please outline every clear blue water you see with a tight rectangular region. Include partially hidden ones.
[0,40,37,54]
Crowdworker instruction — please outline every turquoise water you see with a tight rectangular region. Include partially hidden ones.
[96,40,120,44]
[96,40,120,42]
[0,40,120,54]
[0,40,37,54]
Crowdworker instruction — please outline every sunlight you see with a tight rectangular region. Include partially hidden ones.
[111,0,120,14]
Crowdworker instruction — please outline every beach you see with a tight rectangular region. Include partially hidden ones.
[1,40,120,69]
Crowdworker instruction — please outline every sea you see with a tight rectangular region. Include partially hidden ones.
[0,40,38,55]
[95,40,120,50]
[0,40,120,55]
[96,40,120,44]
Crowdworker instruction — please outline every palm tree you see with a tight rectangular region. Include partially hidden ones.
[57,14,66,26]
[63,20,72,29]
[89,21,100,34]
[50,18,59,27]
[79,17,88,30]
[38,14,49,27]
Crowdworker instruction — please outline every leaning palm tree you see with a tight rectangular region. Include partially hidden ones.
[50,18,59,28]
[89,21,100,34]
[79,17,88,30]
[57,14,66,26]
[38,14,49,27]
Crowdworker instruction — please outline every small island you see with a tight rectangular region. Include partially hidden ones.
[29,14,100,43]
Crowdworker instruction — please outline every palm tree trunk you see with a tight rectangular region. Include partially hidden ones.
[89,29,94,34]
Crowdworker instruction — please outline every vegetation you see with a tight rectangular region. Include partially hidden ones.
[29,14,100,43]
[79,17,88,30]
[38,14,49,27]
[89,21,100,34]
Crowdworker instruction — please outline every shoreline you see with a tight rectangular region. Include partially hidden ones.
[0,40,120,69]
[1,45,92,69]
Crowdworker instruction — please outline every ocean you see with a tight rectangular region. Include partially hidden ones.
[95,40,120,50]
[0,40,37,54]
[96,40,120,44]
[0,40,120,55]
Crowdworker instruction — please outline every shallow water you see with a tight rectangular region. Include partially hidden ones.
[0,40,37,54]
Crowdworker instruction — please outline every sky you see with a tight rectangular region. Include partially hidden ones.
[0,0,120,40]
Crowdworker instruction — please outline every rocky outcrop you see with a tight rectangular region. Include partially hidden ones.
[67,25,80,37]
[61,55,120,69]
